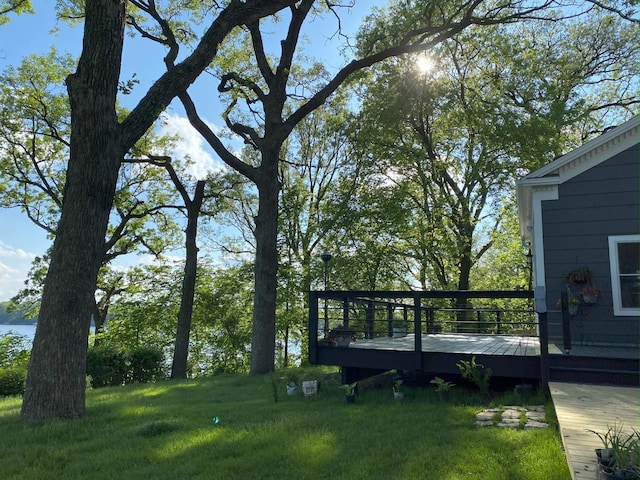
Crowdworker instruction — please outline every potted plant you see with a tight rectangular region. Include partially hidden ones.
[393,379,405,400]
[580,285,601,304]
[590,422,640,480]
[284,371,299,396]
[566,266,594,285]
[556,296,580,316]
[430,376,455,402]
[568,296,580,316]
[328,325,356,347]
[302,379,319,397]
[342,382,357,404]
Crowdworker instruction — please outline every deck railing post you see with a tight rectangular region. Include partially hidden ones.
[309,291,319,364]
[342,297,349,328]
[367,301,375,339]
[403,307,409,332]
[413,293,422,370]
[560,291,572,353]
[535,286,549,393]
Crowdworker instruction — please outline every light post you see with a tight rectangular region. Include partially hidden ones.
[321,250,332,335]
[525,248,533,290]
[321,250,332,290]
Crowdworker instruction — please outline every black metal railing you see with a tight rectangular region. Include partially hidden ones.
[308,289,563,390]
[309,290,536,352]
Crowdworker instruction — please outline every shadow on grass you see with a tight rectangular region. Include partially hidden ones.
[0,372,570,480]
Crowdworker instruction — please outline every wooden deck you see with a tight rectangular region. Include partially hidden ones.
[549,382,639,480]
[348,333,541,356]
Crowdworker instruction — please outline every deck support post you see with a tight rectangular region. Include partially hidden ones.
[559,291,572,353]
[413,293,423,370]
[535,286,549,394]
[539,312,550,393]
[342,297,349,327]
[309,291,319,364]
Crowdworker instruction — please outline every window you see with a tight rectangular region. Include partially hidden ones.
[609,235,640,316]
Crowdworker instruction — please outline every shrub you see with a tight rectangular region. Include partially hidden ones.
[86,345,127,388]
[87,345,164,388]
[128,346,164,383]
[0,332,30,370]
[0,367,26,396]
[457,356,492,397]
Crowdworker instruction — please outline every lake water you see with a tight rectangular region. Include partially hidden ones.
[0,324,37,342]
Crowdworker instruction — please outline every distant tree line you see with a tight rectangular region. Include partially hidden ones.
[0,303,35,325]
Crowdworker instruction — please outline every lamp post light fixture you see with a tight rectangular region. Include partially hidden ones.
[321,250,332,290]
[320,250,332,336]
[525,248,533,290]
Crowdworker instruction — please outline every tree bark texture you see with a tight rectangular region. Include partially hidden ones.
[250,155,281,374]
[171,180,205,379]
[21,0,126,421]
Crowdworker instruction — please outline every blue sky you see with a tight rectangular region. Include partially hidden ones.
[0,1,374,301]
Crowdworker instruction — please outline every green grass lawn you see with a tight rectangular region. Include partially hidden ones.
[0,368,570,480]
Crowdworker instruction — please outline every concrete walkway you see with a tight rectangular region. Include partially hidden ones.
[549,382,639,480]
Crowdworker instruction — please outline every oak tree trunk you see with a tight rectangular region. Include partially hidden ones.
[250,154,281,374]
[20,0,126,421]
[171,180,205,379]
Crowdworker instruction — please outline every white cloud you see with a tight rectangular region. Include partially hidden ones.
[0,241,36,302]
[157,113,227,180]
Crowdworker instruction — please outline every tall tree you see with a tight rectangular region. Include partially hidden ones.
[20,0,300,421]
[176,0,559,374]
[351,5,638,294]
[277,95,356,363]
[138,156,232,379]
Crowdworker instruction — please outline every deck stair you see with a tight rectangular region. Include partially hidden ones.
[548,351,639,386]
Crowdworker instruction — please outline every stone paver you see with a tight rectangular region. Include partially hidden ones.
[475,405,548,430]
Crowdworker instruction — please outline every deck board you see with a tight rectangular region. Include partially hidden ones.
[549,382,639,480]
[348,333,540,356]
[349,333,540,357]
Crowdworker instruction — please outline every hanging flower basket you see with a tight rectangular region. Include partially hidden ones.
[565,267,594,284]
[580,286,600,304]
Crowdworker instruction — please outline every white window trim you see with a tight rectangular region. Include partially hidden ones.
[608,234,640,317]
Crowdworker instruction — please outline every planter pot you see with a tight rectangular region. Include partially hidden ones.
[438,390,450,402]
[286,383,298,396]
[568,303,579,316]
[514,383,533,396]
[334,336,351,347]
[595,449,639,480]
[318,338,334,347]
[596,448,613,467]
[345,394,356,404]
[596,464,639,480]
[582,294,598,304]
[302,380,318,397]
[393,390,405,400]
[392,327,407,338]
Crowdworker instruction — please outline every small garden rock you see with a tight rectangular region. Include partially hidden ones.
[475,405,548,430]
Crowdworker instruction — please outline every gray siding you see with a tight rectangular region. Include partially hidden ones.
[542,143,639,346]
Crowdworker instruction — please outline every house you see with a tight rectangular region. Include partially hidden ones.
[516,116,639,348]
